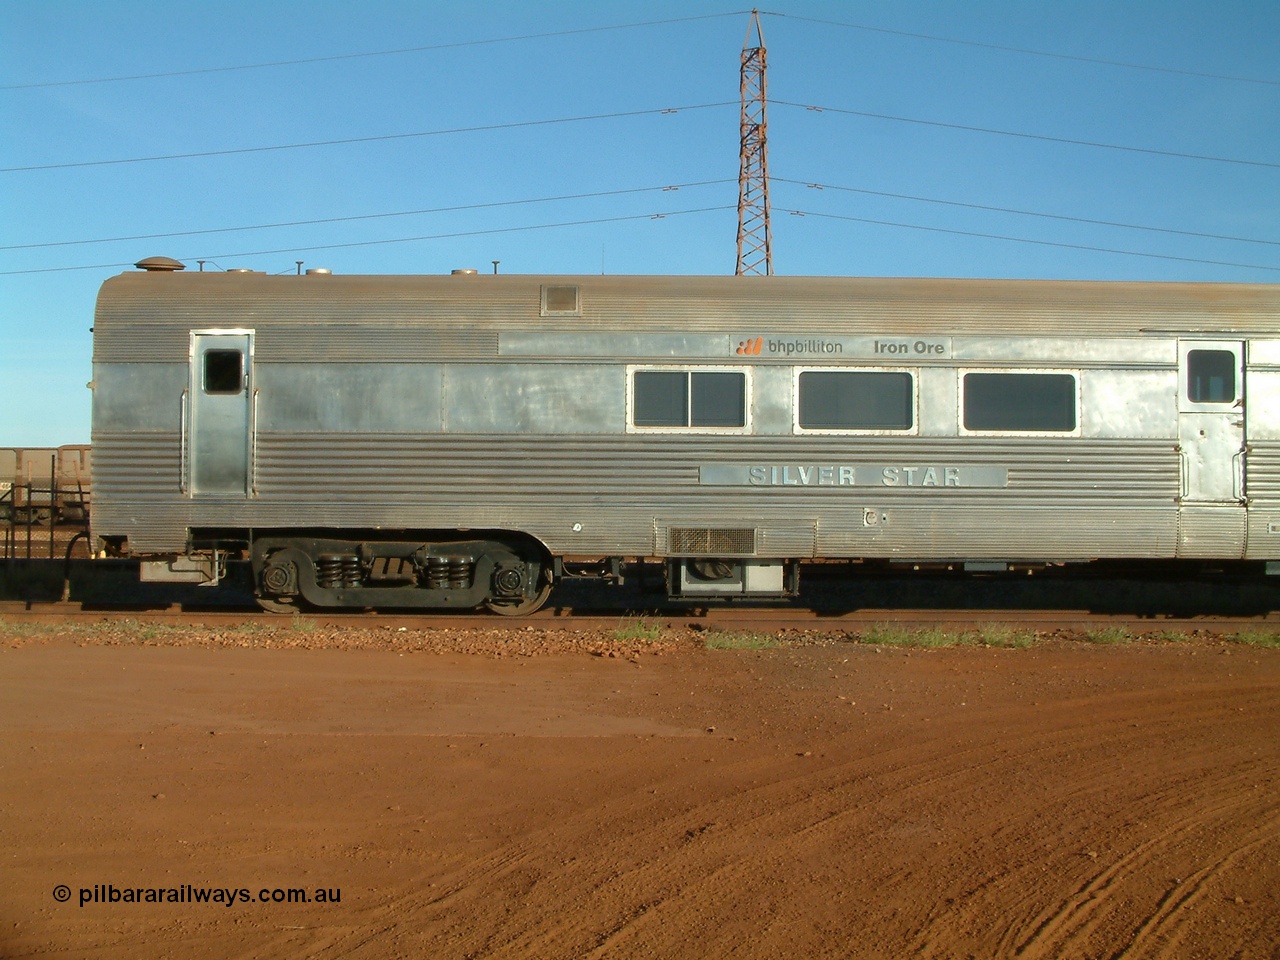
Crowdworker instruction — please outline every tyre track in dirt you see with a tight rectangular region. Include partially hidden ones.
[904,677,1280,960]
[2,637,1277,959]
[1002,773,1278,960]
[1114,821,1280,960]
[289,650,1280,959]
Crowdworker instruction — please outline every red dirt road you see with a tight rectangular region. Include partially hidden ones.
[2,628,1278,959]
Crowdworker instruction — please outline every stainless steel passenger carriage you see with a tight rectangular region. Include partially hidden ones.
[91,258,1280,612]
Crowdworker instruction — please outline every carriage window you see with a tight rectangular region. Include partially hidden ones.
[1187,350,1235,403]
[798,371,913,430]
[632,369,747,429]
[963,372,1076,432]
[203,350,244,394]
[633,371,687,426]
[690,372,746,427]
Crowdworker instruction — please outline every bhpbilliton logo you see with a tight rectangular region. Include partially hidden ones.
[736,337,763,356]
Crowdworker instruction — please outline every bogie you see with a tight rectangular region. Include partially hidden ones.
[251,534,553,614]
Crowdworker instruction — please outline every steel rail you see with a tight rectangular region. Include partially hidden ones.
[2,601,1276,637]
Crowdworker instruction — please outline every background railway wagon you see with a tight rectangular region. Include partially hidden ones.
[89,261,1279,610]
[1,444,92,561]
[0,445,92,525]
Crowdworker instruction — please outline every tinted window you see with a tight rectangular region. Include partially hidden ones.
[690,372,745,427]
[633,371,687,426]
[799,371,913,430]
[1187,350,1235,403]
[204,350,244,394]
[964,373,1076,432]
[632,370,746,428]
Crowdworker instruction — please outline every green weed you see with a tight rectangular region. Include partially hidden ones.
[1083,626,1132,645]
[703,630,780,650]
[858,624,976,648]
[1229,629,1280,648]
[613,617,663,642]
[977,623,1038,648]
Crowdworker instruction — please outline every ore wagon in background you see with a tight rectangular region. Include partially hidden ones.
[0,445,92,525]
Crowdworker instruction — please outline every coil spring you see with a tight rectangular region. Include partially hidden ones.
[424,556,474,590]
[449,557,472,589]
[425,557,449,590]
[316,554,362,589]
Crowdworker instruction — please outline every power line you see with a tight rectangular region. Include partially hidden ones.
[0,103,737,175]
[0,180,735,251]
[0,13,749,91]
[10,174,1272,266]
[9,9,1273,93]
[0,206,735,275]
[762,11,1280,87]
[773,178,1280,248]
[11,199,1275,277]
[0,103,735,173]
[783,208,1280,274]
[774,100,1280,170]
[10,94,1272,176]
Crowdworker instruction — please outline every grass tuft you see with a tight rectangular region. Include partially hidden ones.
[613,617,663,642]
[703,630,780,650]
[977,623,1038,648]
[1229,629,1280,648]
[1083,626,1132,645]
[858,624,975,648]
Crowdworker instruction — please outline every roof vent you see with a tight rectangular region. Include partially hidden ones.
[135,256,186,272]
[451,268,479,276]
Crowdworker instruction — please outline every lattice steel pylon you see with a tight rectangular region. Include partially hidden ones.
[735,9,772,276]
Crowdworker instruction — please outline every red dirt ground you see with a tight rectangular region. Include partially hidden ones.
[2,625,1277,959]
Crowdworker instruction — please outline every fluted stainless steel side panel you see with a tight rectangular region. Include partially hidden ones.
[1178,507,1247,558]
[1247,443,1280,501]
[90,432,184,550]
[815,507,1178,560]
[97,435,1177,560]
[96,432,1185,557]
[1244,442,1280,560]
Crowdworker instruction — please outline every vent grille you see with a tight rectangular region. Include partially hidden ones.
[669,527,757,555]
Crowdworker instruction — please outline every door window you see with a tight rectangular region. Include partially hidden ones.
[1186,349,1236,403]
[203,349,244,394]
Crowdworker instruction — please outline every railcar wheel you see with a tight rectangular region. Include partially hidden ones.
[255,596,300,614]
[483,577,553,616]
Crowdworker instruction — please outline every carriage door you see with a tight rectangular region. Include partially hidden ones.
[187,331,254,496]
[1177,341,1245,557]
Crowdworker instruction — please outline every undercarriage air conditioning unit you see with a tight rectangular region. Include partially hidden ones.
[668,558,794,598]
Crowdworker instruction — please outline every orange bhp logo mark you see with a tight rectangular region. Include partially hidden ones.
[736,337,763,356]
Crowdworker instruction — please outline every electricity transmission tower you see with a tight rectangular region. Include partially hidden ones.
[735,9,772,276]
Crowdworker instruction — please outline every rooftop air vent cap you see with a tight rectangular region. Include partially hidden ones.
[135,256,186,272]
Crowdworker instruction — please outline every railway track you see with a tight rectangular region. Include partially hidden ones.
[3,557,1276,639]
[2,600,1276,638]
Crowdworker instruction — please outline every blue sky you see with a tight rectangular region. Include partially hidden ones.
[2,0,1277,445]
